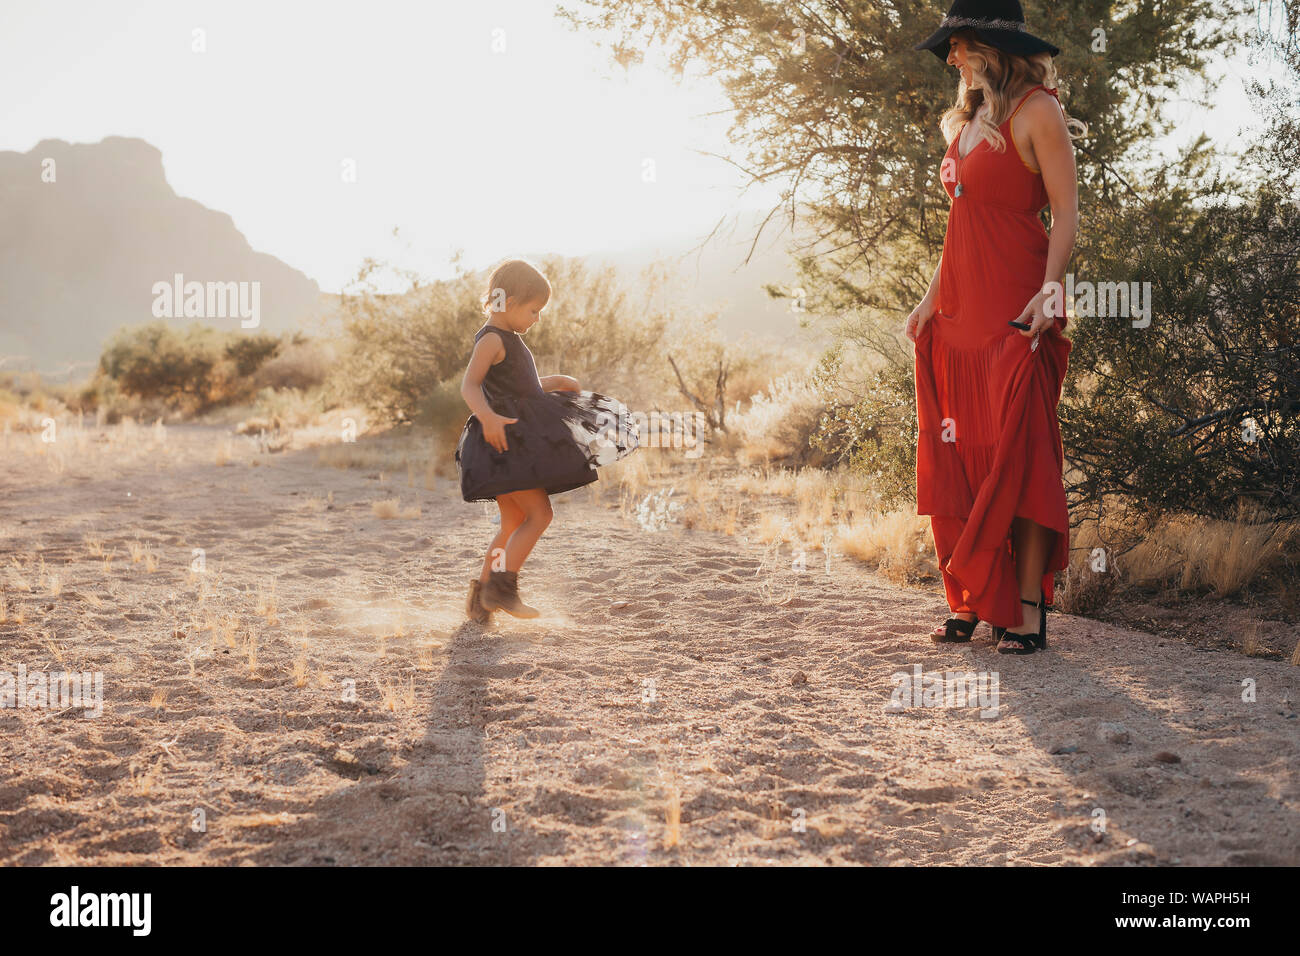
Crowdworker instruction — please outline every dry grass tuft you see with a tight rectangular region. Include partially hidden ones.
[43,630,65,666]
[131,758,164,797]
[663,776,682,850]
[255,579,278,624]
[376,674,416,711]
[372,497,421,520]
[1124,504,1299,597]
[835,509,933,583]
[219,615,239,649]
[809,816,849,838]
[245,627,259,675]
[1242,620,1266,657]
[226,811,296,828]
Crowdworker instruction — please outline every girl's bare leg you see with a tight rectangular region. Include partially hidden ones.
[497,488,552,572]
[1001,516,1055,650]
[479,496,525,582]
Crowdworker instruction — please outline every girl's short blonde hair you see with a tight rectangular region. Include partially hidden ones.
[481,258,551,318]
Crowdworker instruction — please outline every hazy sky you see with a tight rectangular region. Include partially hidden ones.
[0,1,1279,293]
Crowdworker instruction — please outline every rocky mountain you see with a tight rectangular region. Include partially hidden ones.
[0,137,324,377]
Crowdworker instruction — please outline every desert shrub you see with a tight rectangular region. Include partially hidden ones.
[99,323,217,407]
[339,255,676,424]
[732,373,828,465]
[657,318,787,435]
[98,323,234,413]
[225,333,282,378]
[253,338,332,391]
[0,371,75,418]
[93,323,324,417]
[418,376,473,453]
[336,261,485,422]
[247,386,328,429]
[810,345,917,508]
[521,258,672,409]
[1064,180,1300,522]
[69,375,160,424]
[0,380,61,429]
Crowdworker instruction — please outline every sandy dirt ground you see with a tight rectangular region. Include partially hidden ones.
[1,423,1297,866]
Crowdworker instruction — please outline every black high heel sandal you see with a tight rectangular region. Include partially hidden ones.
[932,615,979,643]
[997,592,1049,655]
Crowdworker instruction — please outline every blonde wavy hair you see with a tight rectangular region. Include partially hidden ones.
[480,258,551,319]
[940,29,1087,152]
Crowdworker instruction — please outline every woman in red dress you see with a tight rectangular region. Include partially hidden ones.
[905,1,1087,654]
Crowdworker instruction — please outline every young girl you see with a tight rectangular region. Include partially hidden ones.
[456,258,638,622]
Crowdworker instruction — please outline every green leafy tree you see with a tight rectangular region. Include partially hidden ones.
[562,1,1288,522]
[558,0,1232,322]
[1061,3,1300,522]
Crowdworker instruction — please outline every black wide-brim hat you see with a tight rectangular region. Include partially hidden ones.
[914,0,1060,61]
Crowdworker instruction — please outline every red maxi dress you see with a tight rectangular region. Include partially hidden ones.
[913,84,1071,630]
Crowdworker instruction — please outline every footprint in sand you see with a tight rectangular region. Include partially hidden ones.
[297,566,344,579]
[690,559,732,572]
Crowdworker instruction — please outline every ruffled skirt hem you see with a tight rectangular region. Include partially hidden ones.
[456,389,639,501]
[913,319,1071,628]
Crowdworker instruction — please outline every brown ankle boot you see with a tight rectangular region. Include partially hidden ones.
[480,570,539,619]
[466,578,492,624]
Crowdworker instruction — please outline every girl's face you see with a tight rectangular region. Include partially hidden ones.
[503,296,545,333]
[946,34,976,88]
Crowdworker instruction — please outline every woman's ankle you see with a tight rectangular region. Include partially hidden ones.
[1015,603,1041,632]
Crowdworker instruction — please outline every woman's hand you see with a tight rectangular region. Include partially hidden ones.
[541,374,580,392]
[904,297,938,342]
[1011,288,1059,340]
[481,411,518,453]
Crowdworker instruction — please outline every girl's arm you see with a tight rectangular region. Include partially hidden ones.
[1011,94,1079,337]
[461,335,517,452]
[539,374,580,392]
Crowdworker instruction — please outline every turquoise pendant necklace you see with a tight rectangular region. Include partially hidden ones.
[956,106,987,199]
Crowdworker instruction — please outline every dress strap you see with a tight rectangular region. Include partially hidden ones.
[1009,84,1056,121]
